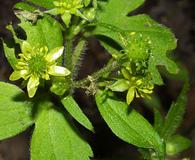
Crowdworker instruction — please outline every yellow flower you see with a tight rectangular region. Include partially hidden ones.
[109,68,154,105]
[9,41,70,98]
[46,0,87,27]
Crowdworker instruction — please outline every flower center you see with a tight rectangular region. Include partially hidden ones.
[28,55,47,75]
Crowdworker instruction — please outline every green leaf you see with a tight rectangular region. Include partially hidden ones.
[97,0,145,22]
[166,135,192,156]
[95,90,165,159]
[143,95,164,133]
[84,0,91,7]
[18,16,63,51]
[31,101,93,160]
[26,0,55,9]
[3,42,17,69]
[61,96,94,132]
[14,2,36,11]
[93,13,178,85]
[0,82,33,140]
[154,109,164,134]
[160,80,190,140]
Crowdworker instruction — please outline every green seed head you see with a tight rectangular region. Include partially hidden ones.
[121,32,152,62]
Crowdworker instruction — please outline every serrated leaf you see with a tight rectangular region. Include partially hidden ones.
[0,82,33,140]
[18,16,63,51]
[97,0,145,22]
[95,90,165,159]
[3,42,17,69]
[93,13,178,85]
[160,80,189,140]
[166,135,192,156]
[61,96,94,132]
[31,101,93,160]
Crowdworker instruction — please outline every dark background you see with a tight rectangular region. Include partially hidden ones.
[0,0,195,159]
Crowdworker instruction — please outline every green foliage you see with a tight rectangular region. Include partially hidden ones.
[61,96,94,132]
[0,82,33,140]
[14,2,36,11]
[0,0,191,159]
[160,80,189,140]
[31,101,93,160]
[18,16,63,51]
[93,0,179,85]
[166,135,192,156]
[95,90,165,159]
[97,0,145,21]
[154,109,164,133]
[26,0,55,9]
[2,42,17,69]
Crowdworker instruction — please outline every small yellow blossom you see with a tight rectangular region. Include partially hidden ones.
[46,0,87,27]
[9,41,70,98]
[109,68,154,105]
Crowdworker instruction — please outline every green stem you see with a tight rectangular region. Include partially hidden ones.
[73,60,119,88]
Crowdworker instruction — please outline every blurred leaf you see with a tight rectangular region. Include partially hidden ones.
[95,90,165,159]
[3,42,17,69]
[84,0,91,7]
[166,135,192,156]
[26,0,55,9]
[31,101,93,160]
[154,109,164,134]
[160,80,190,140]
[160,62,189,81]
[14,2,36,11]
[143,95,164,133]
[0,82,33,140]
[61,96,94,132]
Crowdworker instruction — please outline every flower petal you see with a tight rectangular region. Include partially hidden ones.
[45,46,64,62]
[108,79,130,92]
[27,75,40,98]
[126,87,135,105]
[61,12,71,27]
[21,41,32,54]
[9,70,28,81]
[45,8,63,15]
[48,66,70,76]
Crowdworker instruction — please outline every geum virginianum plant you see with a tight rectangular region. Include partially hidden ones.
[0,0,192,159]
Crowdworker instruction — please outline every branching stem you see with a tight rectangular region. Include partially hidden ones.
[73,60,119,88]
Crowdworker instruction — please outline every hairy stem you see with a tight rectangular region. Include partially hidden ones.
[65,39,73,71]
[73,60,119,88]
[72,39,86,78]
